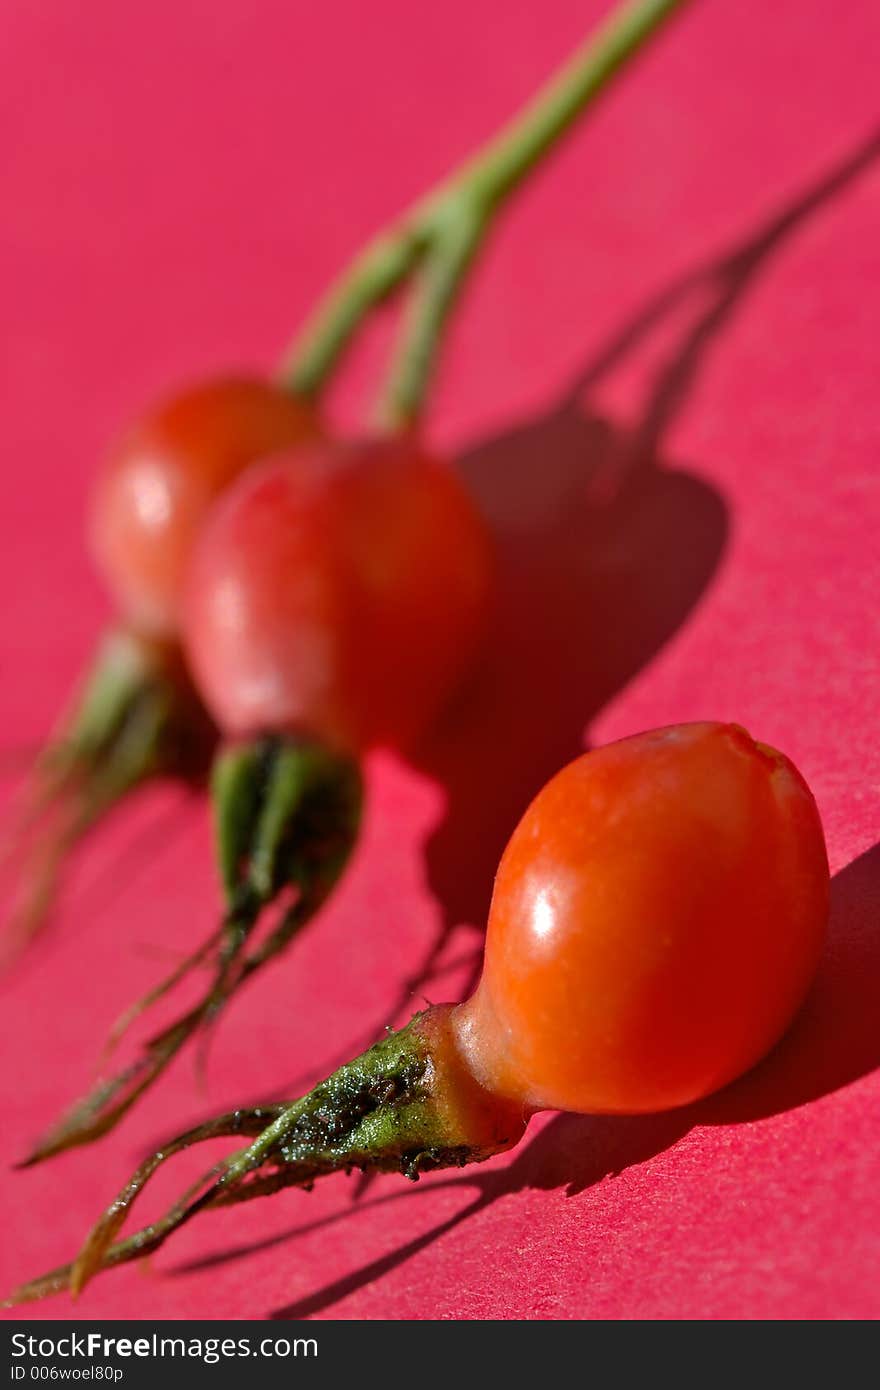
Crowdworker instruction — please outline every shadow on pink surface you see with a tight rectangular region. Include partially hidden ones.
[349,120,880,1040]
[170,838,877,1319]
[165,131,880,1318]
[12,127,876,1117]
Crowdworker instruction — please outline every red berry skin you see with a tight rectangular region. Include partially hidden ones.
[181,437,494,754]
[453,722,830,1116]
[89,378,315,638]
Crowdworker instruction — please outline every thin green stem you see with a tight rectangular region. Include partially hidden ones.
[278,222,428,399]
[458,0,689,209]
[377,202,485,430]
[279,0,690,422]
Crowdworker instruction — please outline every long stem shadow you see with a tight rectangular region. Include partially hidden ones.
[262,127,880,1311]
[145,131,878,1307]
[149,126,880,1125]
[392,121,880,1019]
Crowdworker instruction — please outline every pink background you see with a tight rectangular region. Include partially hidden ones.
[1,0,879,1320]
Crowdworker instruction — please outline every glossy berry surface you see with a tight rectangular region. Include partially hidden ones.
[89,377,315,637]
[455,722,829,1115]
[182,437,493,753]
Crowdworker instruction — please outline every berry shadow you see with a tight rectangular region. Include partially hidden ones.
[261,128,880,1313]
[393,123,880,1014]
[167,130,880,1315]
[265,838,880,1319]
[161,124,880,1100]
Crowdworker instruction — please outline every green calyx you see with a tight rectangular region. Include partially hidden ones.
[19,733,363,1167]
[2,629,214,968]
[7,1012,489,1303]
[212,733,362,916]
[207,732,363,1017]
[56,628,213,789]
[219,1015,473,1189]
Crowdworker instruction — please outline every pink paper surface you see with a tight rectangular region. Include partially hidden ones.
[1,0,878,1320]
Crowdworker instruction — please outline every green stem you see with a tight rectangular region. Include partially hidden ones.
[379,203,486,432]
[278,223,428,403]
[456,0,689,209]
[280,0,690,425]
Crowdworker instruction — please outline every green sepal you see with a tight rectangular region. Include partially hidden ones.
[14,1011,506,1301]
[248,741,326,901]
[17,732,363,1165]
[211,739,269,905]
[60,631,155,761]
[2,628,215,967]
[211,733,363,915]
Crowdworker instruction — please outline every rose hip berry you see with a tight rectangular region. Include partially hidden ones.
[90,377,316,639]
[13,722,828,1302]
[181,434,493,753]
